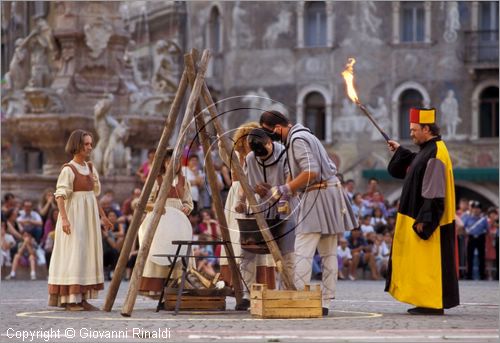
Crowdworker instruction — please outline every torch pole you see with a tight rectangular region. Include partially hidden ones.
[357,102,390,142]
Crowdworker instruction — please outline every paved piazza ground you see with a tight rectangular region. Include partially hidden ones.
[0,280,498,342]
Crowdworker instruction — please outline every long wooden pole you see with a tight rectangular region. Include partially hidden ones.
[103,71,189,312]
[198,83,296,290]
[185,50,244,304]
[121,50,211,316]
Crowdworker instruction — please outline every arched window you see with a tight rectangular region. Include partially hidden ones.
[479,86,499,138]
[304,92,326,140]
[399,89,423,139]
[304,1,326,47]
[208,6,222,52]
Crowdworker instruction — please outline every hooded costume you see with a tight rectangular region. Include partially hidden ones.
[385,108,459,310]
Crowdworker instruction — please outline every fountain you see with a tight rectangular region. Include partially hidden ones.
[1,2,179,200]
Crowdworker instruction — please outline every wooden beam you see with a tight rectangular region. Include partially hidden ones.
[185,50,244,304]
[103,71,188,312]
[198,82,296,290]
[120,50,212,316]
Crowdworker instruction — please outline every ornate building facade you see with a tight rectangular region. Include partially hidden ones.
[1,1,498,206]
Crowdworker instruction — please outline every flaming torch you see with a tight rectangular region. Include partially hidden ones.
[341,58,390,142]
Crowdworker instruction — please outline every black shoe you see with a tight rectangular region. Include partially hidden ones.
[322,307,329,316]
[235,299,250,311]
[407,307,444,315]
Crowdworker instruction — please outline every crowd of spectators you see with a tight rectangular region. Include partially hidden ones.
[1,147,498,283]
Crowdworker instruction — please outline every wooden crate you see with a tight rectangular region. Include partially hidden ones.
[164,294,226,311]
[250,283,322,319]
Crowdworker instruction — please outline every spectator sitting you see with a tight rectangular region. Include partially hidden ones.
[101,226,119,281]
[197,209,221,257]
[370,207,388,232]
[193,233,217,277]
[344,179,356,200]
[101,190,121,215]
[337,238,352,280]
[1,220,16,267]
[125,237,139,281]
[377,231,392,278]
[362,178,384,202]
[189,212,200,237]
[17,200,43,243]
[107,210,125,252]
[348,228,380,280]
[6,231,38,280]
[5,208,23,244]
[136,148,155,184]
[121,187,142,224]
[351,193,365,220]
[360,215,375,234]
[40,208,58,269]
[100,196,122,219]
[41,208,58,248]
[386,214,397,233]
[387,199,399,218]
[37,189,57,224]
[182,154,205,214]
[1,193,18,217]
[44,231,55,271]
[367,191,388,217]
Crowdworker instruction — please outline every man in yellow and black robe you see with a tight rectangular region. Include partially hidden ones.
[385,108,459,315]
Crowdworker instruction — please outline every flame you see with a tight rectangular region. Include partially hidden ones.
[341,57,359,104]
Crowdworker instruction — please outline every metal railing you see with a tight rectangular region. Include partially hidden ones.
[463,30,499,64]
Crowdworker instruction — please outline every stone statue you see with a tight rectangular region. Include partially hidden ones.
[444,1,460,43]
[151,40,180,94]
[344,1,382,46]
[334,99,365,141]
[92,94,116,174]
[27,18,57,88]
[1,94,25,118]
[4,38,29,91]
[440,90,461,138]
[367,97,391,140]
[103,120,131,177]
[242,88,288,123]
[84,17,113,59]
[56,45,75,77]
[263,10,291,48]
[230,2,254,49]
[360,1,381,38]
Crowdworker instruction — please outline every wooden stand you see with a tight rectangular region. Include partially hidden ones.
[250,284,322,319]
[103,71,188,312]
[164,294,226,311]
[117,50,244,317]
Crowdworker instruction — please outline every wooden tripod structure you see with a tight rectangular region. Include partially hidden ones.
[103,49,295,317]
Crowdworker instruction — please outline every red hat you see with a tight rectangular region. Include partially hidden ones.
[409,108,436,124]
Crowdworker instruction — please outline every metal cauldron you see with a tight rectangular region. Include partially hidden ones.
[236,218,287,254]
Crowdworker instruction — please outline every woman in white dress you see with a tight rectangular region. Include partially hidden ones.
[138,148,194,296]
[48,130,112,311]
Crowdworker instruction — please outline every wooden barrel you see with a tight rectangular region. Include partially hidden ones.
[237,218,287,254]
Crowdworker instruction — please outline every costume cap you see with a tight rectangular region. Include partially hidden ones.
[409,108,436,124]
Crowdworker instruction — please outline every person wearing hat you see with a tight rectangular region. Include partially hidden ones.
[234,127,296,310]
[385,108,459,315]
[461,201,489,280]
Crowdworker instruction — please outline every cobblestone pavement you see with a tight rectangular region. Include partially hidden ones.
[0,279,498,342]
